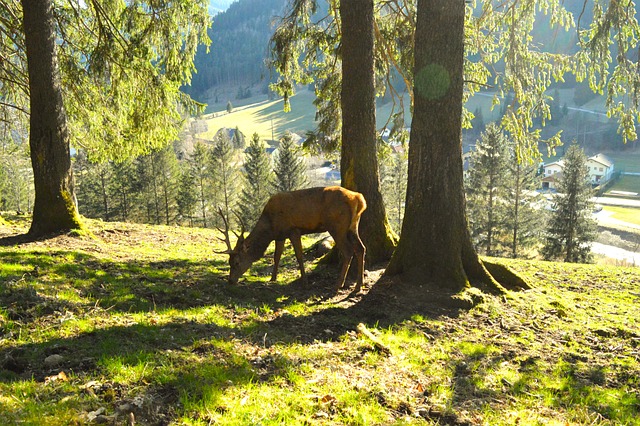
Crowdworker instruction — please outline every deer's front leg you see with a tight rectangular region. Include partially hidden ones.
[271,240,285,282]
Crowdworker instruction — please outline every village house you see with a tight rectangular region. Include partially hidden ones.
[541,153,614,190]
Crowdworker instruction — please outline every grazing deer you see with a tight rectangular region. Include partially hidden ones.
[217,186,367,292]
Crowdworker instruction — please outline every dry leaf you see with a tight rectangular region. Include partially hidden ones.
[44,371,68,384]
[320,394,336,404]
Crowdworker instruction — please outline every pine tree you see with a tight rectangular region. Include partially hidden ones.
[381,151,408,234]
[504,153,544,258]
[75,157,112,220]
[109,159,137,222]
[542,144,596,263]
[153,146,180,225]
[211,131,239,226]
[471,106,485,134]
[176,164,198,227]
[188,141,212,227]
[273,132,308,193]
[238,133,273,227]
[233,126,246,150]
[465,123,510,256]
[134,154,161,224]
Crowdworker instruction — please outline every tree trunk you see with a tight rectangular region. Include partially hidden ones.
[22,0,83,236]
[386,0,510,293]
[340,0,397,264]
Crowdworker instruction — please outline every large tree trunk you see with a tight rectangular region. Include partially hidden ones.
[340,0,397,264]
[22,0,83,236]
[385,0,511,293]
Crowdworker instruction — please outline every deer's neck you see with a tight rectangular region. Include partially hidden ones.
[245,216,275,260]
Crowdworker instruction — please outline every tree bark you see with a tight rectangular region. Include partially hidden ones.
[340,0,397,265]
[22,0,83,236]
[385,0,508,293]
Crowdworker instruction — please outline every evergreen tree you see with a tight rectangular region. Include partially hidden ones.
[273,132,308,193]
[74,154,112,221]
[188,141,212,227]
[1,0,209,236]
[211,131,239,226]
[109,159,137,222]
[542,144,596,263]
[381,151,408,234]
[238,133,273,227]
[0,141,33,214]
[504,153,544,258]
[176,164,198,227]
[233,126,246,150]
[153,146,180,225]
[471,107,485,134]
[134,154,161,224]
[466,124,510,256]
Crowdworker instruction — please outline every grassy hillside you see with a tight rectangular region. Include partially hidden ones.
[197,90,318,143]
[1,217,639,424]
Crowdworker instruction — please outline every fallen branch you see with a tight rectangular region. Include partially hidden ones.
[357,323,392,355]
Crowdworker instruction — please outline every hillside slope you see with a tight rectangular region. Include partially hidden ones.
[0,217,638,424]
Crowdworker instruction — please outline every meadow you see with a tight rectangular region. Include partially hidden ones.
[1,216,638,425]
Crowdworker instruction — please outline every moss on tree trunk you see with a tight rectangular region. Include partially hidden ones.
[385,0,525,295]
[22,0,84,236]
[340,0,397,265]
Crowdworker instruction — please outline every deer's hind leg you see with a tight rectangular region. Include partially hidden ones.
[333,234,355,291]
[348,230,366,292]
[271,239,285,282]
[290,230,307,283]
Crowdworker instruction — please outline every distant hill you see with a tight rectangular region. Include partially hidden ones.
[186,0,286,102]
[208,0,235,15]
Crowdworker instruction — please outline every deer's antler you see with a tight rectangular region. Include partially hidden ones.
[215,207,234,254]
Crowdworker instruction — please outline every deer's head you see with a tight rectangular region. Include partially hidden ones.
[216,208,250,284]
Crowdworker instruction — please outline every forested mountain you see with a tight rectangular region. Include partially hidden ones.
[188,0,601,104]
[208,0,235,16]
[186,0,287,101]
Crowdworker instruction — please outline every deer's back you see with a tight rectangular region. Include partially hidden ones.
[263,186,365,236]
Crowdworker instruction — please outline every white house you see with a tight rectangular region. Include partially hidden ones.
[586,153,614,184]
[541,153,614,190]
[541,160,564,190]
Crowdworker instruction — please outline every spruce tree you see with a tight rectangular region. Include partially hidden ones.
[153,146,180,225]
[211,131,239,227]
[542,144,596,263]
[188,141,212,227]
[109,159,137,222]
[233,126,246,150]
[381,151,408,234]
[504,153,544,258]
[238,133,273,227]
[134,154,161,224]
[176,164,198,227]
[465,123,510,256]
[273,132,308,193]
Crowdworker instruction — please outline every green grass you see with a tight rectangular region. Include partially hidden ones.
[608,174,640,194]
[602,205,640,226]
[198,90,319,143]
[604,151,640,174]
[1,218,639,425]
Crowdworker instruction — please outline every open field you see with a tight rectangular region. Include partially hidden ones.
[602,205,640,227]
[197,90,318,143]
[1,217,639,424]
[604,151,640,174]
[607,174,640,194]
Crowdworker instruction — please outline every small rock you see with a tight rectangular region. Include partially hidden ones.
[44,354,64,367]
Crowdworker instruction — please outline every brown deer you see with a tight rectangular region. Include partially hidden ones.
[217,186,367,292]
